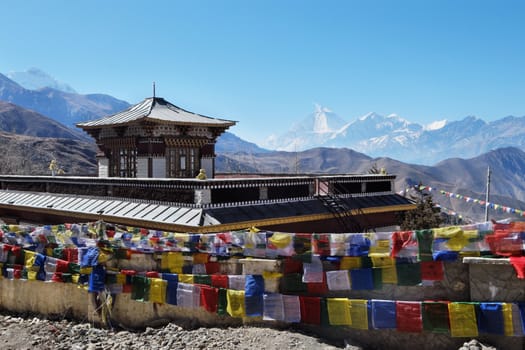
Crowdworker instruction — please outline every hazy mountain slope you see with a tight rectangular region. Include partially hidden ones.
[0,73,129,126]
[7,68,76,93]
[0,101,87,139]
[215,132,269,154]
[0,131,97,175]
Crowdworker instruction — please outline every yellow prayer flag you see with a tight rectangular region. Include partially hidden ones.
[149,278,167,304]
[226,289,246,318]
[502,303,514,336]
[269,232,292,248]
[262,271,283,279]
[371,256,395,268]
[368,239,390,258]
[327,298,352,326]
[433,226,462,238]
[462,230,478,239]
[24,250,36,268]
[27,270,37,280]
[193,253,209,264]
[116,273,126,285]
[448,303,478,338]
[340,257,362,270]
[446,233,469,251]
[179,274,194,284]
[349,299,369,330]
[381,265,398,284]
[161,252,184,273]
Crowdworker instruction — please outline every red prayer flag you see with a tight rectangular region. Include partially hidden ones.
[509,257,525,279]
[421,261,444,281]
[55,259,69,273]
[396,301,422,333]
[300,296,321,325]
[283,258,303,274]
[205,262,220,274]
[200,285,219,313]
[211,274,229,289]
[307,273,328,295]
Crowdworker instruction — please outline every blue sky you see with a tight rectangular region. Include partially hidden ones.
[1,0,524,144]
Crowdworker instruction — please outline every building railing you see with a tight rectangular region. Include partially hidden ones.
[0,174,397,209]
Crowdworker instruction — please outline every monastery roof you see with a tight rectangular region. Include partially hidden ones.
[76,97,237,129]
[0,189,414,233]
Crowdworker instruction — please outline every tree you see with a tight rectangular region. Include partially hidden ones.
[400,186,443,230]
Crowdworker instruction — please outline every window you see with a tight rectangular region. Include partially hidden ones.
[167,147,199,178]
[109,147,137,177]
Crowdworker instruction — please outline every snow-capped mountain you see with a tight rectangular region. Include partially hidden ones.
[7,68,77,93]
[265,104,348,151]
[263,105,525,165]
[264,107,426,154]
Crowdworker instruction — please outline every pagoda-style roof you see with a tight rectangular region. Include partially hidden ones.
[76,97,237,129]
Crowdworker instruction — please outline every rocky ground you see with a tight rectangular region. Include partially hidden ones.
[0,312,349,350]
[0,312,500,350]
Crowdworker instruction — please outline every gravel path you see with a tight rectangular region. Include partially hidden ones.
[0,313,348,350]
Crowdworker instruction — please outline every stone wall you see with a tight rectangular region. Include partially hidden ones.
[0,256,523,350]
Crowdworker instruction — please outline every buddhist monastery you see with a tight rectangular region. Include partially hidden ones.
[0,96,415,233]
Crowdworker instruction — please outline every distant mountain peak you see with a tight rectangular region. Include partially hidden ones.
[6,67,77,93]
[424,119,447,131]
[359,112,381,121]
[312,103,335,133]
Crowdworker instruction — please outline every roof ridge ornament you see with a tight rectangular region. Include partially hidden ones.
[152,81,156,99]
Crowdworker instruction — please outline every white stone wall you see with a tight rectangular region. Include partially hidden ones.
[136,157,149,178]
[152,158,166,178]
[201,157,213,178]
[98,157,109,177]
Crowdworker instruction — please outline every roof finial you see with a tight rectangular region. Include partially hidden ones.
[153,81,156,98]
